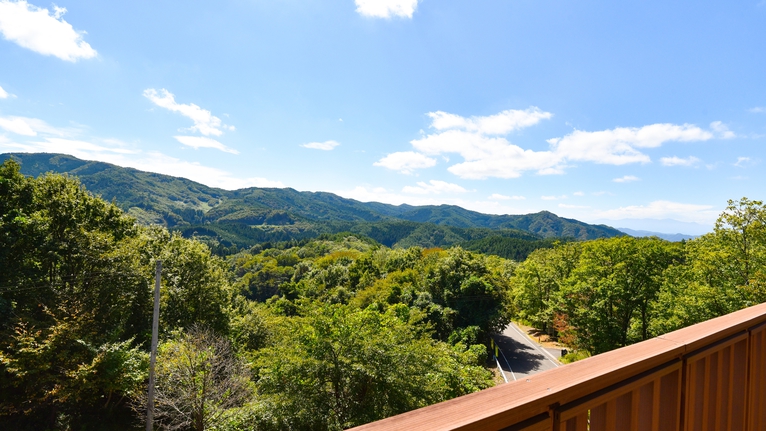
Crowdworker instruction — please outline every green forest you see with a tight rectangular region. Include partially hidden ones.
[2,158,765,430]
[0,153,624,255]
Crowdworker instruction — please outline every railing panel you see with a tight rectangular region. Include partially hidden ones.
[615,392,632,429]
[683,333,748,431]
[558,361,681,431]
[748,321,766,430]
[637,382,655,430]
[563,412,587,431]
[659,370,682,431]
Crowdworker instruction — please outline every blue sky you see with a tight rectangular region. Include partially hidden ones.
[0,0,765,234]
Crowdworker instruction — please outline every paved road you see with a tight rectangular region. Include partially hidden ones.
[493,322,562,382]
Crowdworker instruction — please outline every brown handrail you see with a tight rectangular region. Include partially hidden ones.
[349,301,766,431]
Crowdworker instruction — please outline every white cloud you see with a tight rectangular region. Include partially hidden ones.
[660,156,700,167]
[373,151,436,174]
[301,140,340,151]
[143,89,230,137]
[378,108,719,180]
[489,193,525,200]
[0,137,137,159]
[573,191,585,196]
[0,0,96,61]
[339,186,409,205]
[355,0,419,18]
[0,85,8,99]
[549,123,712,165]
[124,153,284,189]
[541,195,567,200]
[0,115,73,136]
[594,200,718,225]
[709,121,736,139]
[613,175,640,183]
[0,116,36,135]
[427,107,552,135]
[734,156,758,168]
[0,136,282,190]
[402,180,468,195]
[412,129,561,179]
[750,107,766,113]
[174,136,238,154]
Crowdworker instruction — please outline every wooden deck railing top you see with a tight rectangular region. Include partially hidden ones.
[350,301,766,431]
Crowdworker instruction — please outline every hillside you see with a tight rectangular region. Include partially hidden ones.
[1,153,624,251]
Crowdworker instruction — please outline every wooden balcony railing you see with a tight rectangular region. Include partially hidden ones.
[350,302,766,431]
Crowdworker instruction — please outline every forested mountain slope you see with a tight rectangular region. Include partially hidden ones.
[1,153,623,250]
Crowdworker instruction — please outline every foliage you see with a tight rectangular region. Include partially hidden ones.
[511,242,581,333]
[231,241,513,343]
[153,230,234,335]
[651,198,766,334]
[0,160,151,429]
[461,235,569,261]
[252,303,492,430]
[558,237,683,353]
[511,198,766,357]
[559,350,590,364]
[134,326,253,431]
[0,159,236,429]
[7,156,766,430]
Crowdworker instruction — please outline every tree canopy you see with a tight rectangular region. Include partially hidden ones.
[3,158,765,430]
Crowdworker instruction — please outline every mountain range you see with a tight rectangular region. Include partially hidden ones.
[616,228,697,242]
[2,153,625,255]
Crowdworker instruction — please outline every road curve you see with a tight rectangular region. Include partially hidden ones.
[493,322,562,381]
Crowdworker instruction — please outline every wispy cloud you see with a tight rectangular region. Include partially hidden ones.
[0,136,281,190]
[402,180,468,195]
[613,175,640,183]
[660,156,701,167]
[143,89,233,137]
[174,136,238,154]
[427,108,553,135]
[355,0,419,18]
[301,140,340,151]
[734,156,758,168]
[709,121,736,139]
[0,116,36,135]
[373,151,436,174]
[489,193,525,200]
[0,85,9,99]
[594,200,718,225]
[0,115,76,137]
[0,137,137,159]
[0,0,96,61]
[541,195,567,200]
[749,107,765,113]
[376,107,722,179]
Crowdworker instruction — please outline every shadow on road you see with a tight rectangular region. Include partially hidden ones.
[494,333,547,375]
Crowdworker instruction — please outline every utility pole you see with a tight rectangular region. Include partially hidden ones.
[146,260,161,431]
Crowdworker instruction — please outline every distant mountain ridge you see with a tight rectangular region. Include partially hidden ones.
[2,153,625,250]
[617,228,697,242]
